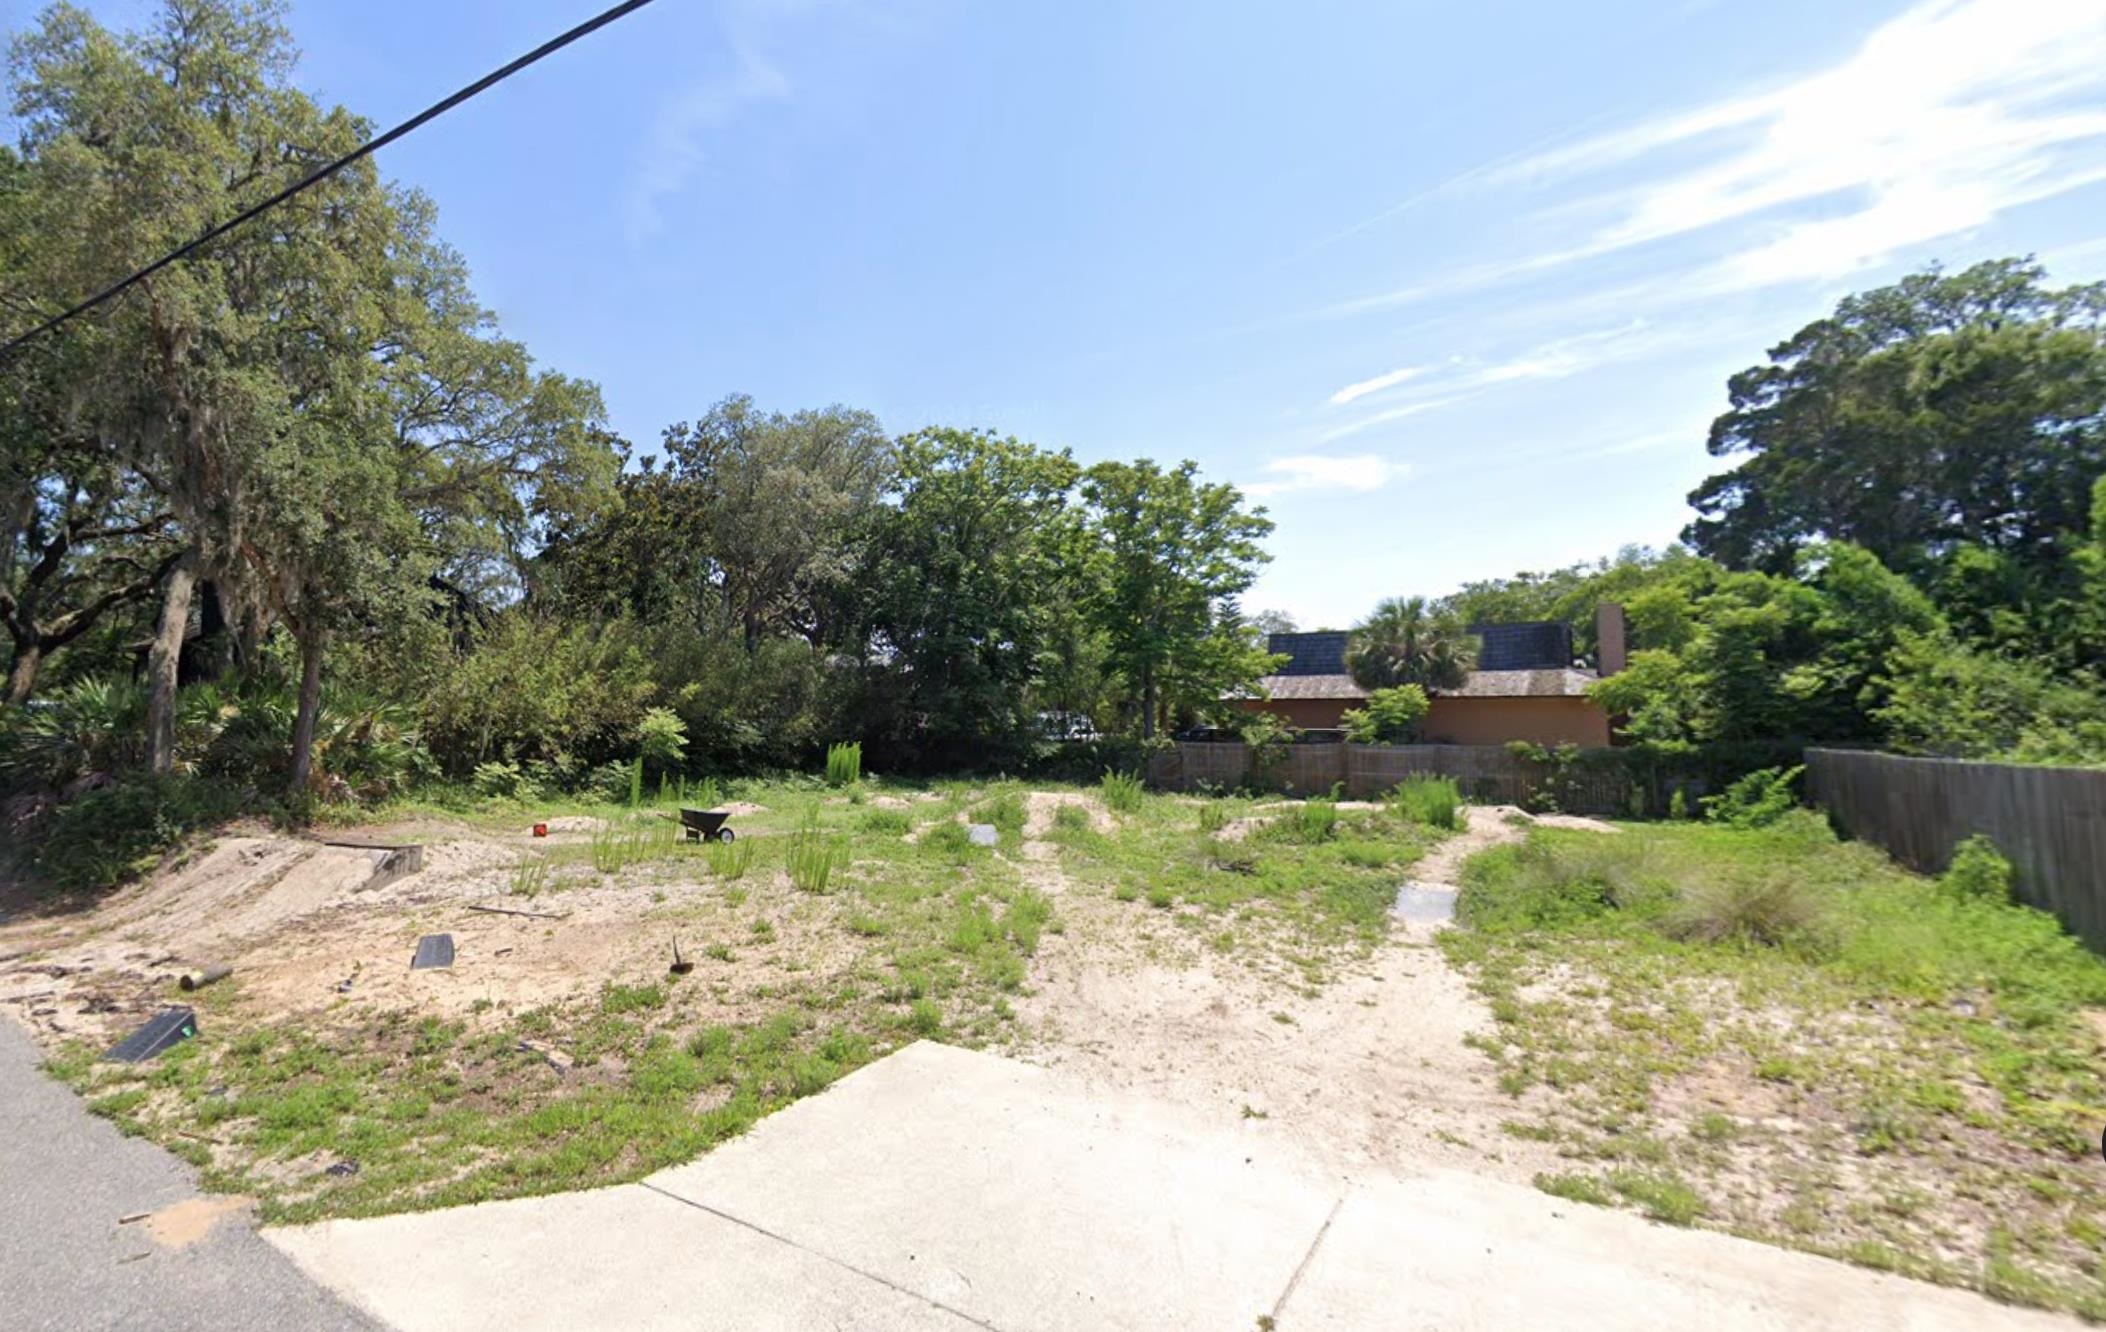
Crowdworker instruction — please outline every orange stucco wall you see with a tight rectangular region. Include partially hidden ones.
[1424,697,1611,747]
[1235,694,1612,746]
[1231,697,1353,729]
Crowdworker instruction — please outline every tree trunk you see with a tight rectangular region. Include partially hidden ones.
[1141,662,1157,740]
[5,643,40,706]
[146,548,199,775]
[198,581,237,681]
[287,622,326,803]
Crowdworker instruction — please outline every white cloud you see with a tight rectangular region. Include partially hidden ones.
[624,50,791,244]
[1244,453,1406,498]
[1321,322,1654,438]
[1339,0,2106,308]
[1328,365,1426,405]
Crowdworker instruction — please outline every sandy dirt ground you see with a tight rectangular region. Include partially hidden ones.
[0,793,1618,1200]
[0,813,806,1046]
[1014,803,1616,1186]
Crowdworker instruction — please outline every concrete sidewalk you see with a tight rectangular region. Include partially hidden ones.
[268,1042,2074,1331]
[0,1017,374,1332]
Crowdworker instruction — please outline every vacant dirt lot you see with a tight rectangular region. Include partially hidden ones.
[0,782,1488,1220]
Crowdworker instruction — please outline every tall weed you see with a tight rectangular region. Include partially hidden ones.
[1389,776,1462,831]
[591,815,679,875]
[1099,770,1144,814]
[707,836,754,879]
[785,811,845,893]
[825,742,863,787]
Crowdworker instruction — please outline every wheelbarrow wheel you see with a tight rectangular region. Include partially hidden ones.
[716,828,736,844]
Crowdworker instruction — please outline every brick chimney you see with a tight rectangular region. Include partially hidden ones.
[1595,602,1628,676]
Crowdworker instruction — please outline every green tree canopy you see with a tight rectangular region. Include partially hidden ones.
[1687,259,2106,577]
[856,428,1081,768]
[1078,460,1274,738]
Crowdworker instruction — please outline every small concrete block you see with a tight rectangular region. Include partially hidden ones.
[966,823,998,847]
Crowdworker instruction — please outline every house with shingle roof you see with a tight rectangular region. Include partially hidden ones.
[1230,605,1626,747]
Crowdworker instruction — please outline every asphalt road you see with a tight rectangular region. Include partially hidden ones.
[0,1017,376,1332]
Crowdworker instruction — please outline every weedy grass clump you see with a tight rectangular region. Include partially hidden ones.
[706,836,754,880]
[858,808,912,836]
[1262,799,1337,845]
[1099,770,1144,814]
[590,815,681,875]
[1388,776,1463,831]
[920,820,981,861]
[825,742,863,788]
[784,811,845,893]
[508,853,551,898]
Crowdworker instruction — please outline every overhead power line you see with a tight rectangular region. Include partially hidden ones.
[1,0,663,359]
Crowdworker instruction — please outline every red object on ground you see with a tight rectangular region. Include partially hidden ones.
[532,823,548,838]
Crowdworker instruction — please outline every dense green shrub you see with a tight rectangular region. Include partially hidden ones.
[1341,685,1430,744]
[1942,835,2015,904]
[33,776,243,892]
[472,761,535,800]
[636,708,689,773]
[418,615,658,777]
[1701,765,1803,828]
[0,678,149,791]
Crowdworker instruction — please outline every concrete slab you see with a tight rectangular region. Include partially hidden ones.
[269,1042,2080,1332]
[645,1041,1338,1332]
[267,1181,980,1332]
[1277,1172,2076,1331]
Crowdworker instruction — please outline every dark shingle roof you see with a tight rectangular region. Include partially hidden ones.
[1468,621,1575,671]
[1265,631,1351,676]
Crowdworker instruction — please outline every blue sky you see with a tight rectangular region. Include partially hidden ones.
[38,0,2106,628]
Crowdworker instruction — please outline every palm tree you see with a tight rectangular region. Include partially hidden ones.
[1347,597,1476,692]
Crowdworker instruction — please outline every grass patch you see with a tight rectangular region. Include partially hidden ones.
[1446,812,2106,1314]
[1535,1172,1615,1207]
[858,808,912,836]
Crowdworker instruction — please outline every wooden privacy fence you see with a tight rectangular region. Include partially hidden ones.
[1146,742,1636,814]
[1806,748,2106,952]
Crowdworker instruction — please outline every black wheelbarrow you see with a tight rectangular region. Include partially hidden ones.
[680,807,736,843]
